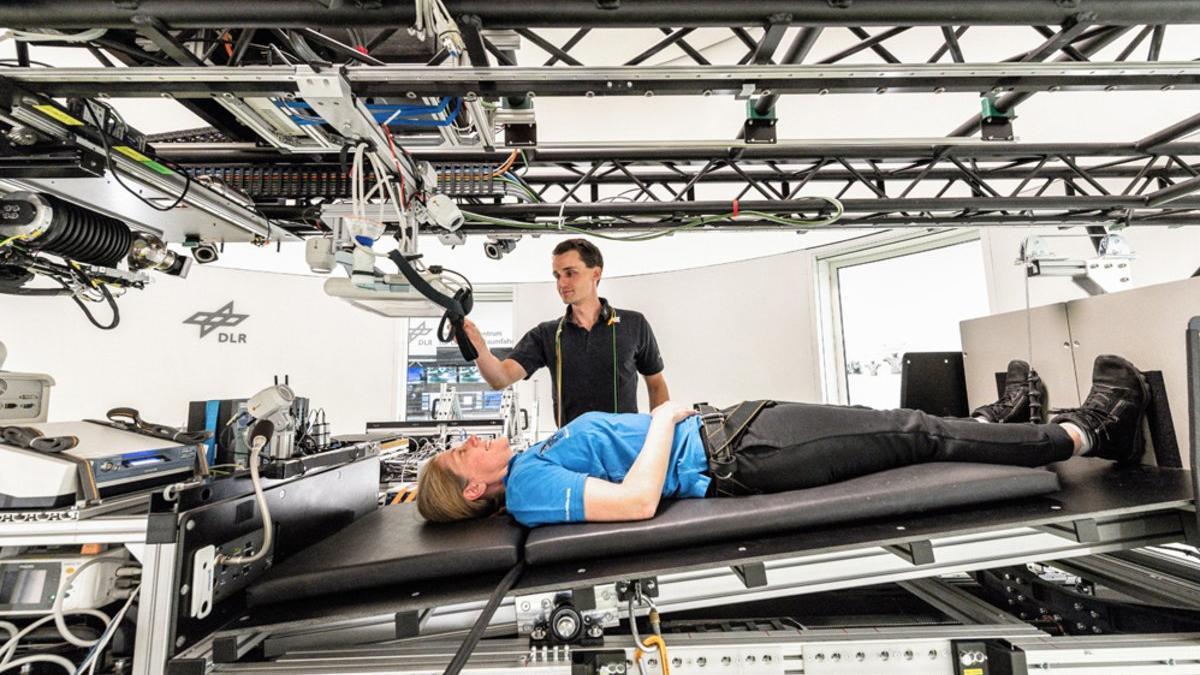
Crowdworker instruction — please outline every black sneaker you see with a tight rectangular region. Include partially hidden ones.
[1050,355,1149,464]
[972,360,1047,423]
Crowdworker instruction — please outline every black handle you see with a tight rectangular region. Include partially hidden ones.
[388,250,478,361]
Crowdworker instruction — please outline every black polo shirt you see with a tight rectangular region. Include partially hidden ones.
[509,298,664,426]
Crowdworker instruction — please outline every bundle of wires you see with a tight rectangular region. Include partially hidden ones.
[276,97,461,129]
[349,142,412,251]
[409,0,466,56]
[0,554,141,675]
[0,243,125,330]
[462,196,845,242]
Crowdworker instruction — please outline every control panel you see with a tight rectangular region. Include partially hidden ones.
[0,372,54,423]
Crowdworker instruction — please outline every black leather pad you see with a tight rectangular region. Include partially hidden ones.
[247,503,524,606]
[524,462,1059,565]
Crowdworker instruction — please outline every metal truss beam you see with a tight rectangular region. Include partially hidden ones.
[7,62,1200,100]
[5,1,1200,29]
[161,140,1200,163]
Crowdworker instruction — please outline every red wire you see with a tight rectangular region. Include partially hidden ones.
[732,199,740,218]
[383,127,408,206]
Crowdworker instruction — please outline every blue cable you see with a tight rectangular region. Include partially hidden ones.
[386,97,461,127]
[276,97,459,128]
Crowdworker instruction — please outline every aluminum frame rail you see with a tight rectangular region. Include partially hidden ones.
[6,63,1200,99]
[199,630,1200,675]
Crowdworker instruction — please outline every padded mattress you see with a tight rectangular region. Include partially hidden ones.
[248,462,1059,604]
[248,503,525,604]
[523,461,1059,564]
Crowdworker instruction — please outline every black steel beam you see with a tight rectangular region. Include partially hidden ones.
[752,16,790,65]
[464,195,1200,217]
[846,26,903,64]
[131,15,205,66]
[7,2,1200,29]
[947,25,1134,137]
[1024,16,1094,63]
[1137,112,1200,151]
[1144,174,1200,207]
[819,26,909,64]
[624,28,697,66]
[297,28,387,66]
[937,26,966,63]
[514,29,583,67]
[158,141,1200,164]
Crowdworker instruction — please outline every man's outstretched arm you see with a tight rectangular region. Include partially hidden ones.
[464,318,527,389]
[582,401,695,521]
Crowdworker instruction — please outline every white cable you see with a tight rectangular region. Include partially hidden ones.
[11,28,107,43]
[73,586,140,675]
[217,436,273,566]
[0,654,76,674]
[52,556,125,648]
[1,609,110,665]
[0,624,14,665]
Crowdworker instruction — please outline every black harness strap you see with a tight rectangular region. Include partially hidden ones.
[695,400,772,481]
[443,561,525,675]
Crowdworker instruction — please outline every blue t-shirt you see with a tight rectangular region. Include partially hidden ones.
[504,412,710,527]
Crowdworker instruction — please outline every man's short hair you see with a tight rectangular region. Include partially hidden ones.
[553,238,604,269]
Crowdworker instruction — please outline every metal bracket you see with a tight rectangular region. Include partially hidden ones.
[514,586,619,638]
[884,540,935,565]
[212,631,267,664]
[504,122,537,147]
[1019,234,1135,295]
[614,578,659,602]
[1037,518,1101,543]
[743,98,777,144]
[980,94,1015,141]
[731,562,768,589]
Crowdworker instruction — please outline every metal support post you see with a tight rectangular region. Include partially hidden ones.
[132,543,182,675]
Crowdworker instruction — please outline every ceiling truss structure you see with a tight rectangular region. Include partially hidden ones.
[1,2,1199,239]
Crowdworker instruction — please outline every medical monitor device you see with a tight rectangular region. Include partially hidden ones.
[0,421,203,509]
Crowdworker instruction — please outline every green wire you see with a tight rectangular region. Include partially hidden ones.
[461,197,845,242]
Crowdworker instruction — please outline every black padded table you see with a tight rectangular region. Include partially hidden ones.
[247,504,525,606]
[524,461,1059,564]
[248,461,1061,606]
[239,458,1193,629]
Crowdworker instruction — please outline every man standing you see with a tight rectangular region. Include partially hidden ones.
[464,239,669,426]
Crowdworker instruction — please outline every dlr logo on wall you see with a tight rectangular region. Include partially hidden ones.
[408,319,437,357]
[183,301,250,344]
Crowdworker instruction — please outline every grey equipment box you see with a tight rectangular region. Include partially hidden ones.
[0,421,202,509]
[0,371,54,424]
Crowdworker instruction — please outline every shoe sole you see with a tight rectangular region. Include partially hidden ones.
[1120,366,1152,465]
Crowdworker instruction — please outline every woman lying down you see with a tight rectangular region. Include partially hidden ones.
[418,355,1149,527]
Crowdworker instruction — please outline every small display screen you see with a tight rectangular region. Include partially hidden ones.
[0,568,47,605]
[458,366,484,383]
[407,365,425,383]
[482,392,504,409]
[125,456,165,467]
[426,366,458,383]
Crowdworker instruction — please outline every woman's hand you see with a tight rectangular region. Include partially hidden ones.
[651,400,696,424]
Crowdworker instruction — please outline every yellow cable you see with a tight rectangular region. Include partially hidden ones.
[635,635,670,675]
[0,232,29,249]
[490,150,519,178]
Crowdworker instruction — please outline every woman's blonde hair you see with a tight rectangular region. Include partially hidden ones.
[416,453,502,522]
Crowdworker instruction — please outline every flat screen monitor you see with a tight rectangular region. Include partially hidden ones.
[458,365,484,383]
[407,365,425,383]
[426,366,458,383]
[482,391,504,409]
